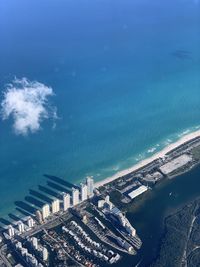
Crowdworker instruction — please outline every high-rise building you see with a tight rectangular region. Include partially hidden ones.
[80,183,88,202]
[42,204,50,220]
[42,247,48,261]
[15,241,22,250]
[104,195,113,210]
[8,225,15,237]
[63,193,70,211]
[26,253,38,267]
[72,187,80,206]
[17,221,25,233]
[31,237,38,250]
[35,210,43,224]
[105,195,110,203]
[51,199,60,214]
[21,247,28,257]
[27,217,34,228]
[86,176,94,197]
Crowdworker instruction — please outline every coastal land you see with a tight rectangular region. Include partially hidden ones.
[151,198,200,267]
[95,129,200,188]
[1,129,200,267]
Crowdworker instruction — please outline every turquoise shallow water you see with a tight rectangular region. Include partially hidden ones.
[0,0,200,217]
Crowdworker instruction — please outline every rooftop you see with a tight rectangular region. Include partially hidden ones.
[128,185,148,199]
[160,154,192,175]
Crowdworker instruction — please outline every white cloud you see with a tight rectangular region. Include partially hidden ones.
[1,78,57,135]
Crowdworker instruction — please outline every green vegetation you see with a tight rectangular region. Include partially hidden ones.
[191,145,200,161]
[109,190,125,210]
[109,188,153,214]
[152,201,199,267]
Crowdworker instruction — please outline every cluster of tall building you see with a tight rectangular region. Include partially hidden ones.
[7,216,35,238]
[8,229,48,266]
[41,198,61,220]
[15,241,44,267]
[7,177,95,239]
[37,176,95,222]
[99,195,136,237]
[29,237,48,262]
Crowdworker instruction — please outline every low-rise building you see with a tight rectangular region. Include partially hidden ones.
[128,185,148,200]
[160,154,193,175]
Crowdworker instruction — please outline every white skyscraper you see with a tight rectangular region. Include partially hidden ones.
[35,210,43,224]
[86,176,94,197]
[27,217,34,228]
[42,247,48,261]
[72,187,80,206]
[42,204,50,220]
[63,193,70,211]
[51,199,60,214]
[8,225,15,237]
[17,221,25,233]
[80,183,88,202]
[31,237,38,250]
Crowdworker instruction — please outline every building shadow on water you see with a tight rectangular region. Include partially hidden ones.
[171,49,192,60]
[29,189,52,204]
[44,174,79,189]
[0,218,13,226]
[16,208,32,217]
[38,185,60,199]
[24,196,45,209]
[47,181,71,194]
[4,174,81,224]
[15,201,36,214]
[8,213,22,222]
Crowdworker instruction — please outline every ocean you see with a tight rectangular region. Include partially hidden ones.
[0,0,200,220]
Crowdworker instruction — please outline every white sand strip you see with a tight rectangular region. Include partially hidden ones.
[95,130,200,188]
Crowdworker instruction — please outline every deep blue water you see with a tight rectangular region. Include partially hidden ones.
[0,0,200,217]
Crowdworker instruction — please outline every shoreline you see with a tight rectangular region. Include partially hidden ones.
[95,129,200,188]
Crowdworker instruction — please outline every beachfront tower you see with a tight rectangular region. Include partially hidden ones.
[80,183,88,202]
[63,193,70,211]
[17,221,25,234]
[42,204,50,220]
[51,199,60,214]
[86,176,94,197]
[8,225,15,237]
[35,210,43,224]
[27,217,34,228]
[72,187,80,206]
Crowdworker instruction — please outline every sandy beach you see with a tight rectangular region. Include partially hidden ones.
[95,129,200,188]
